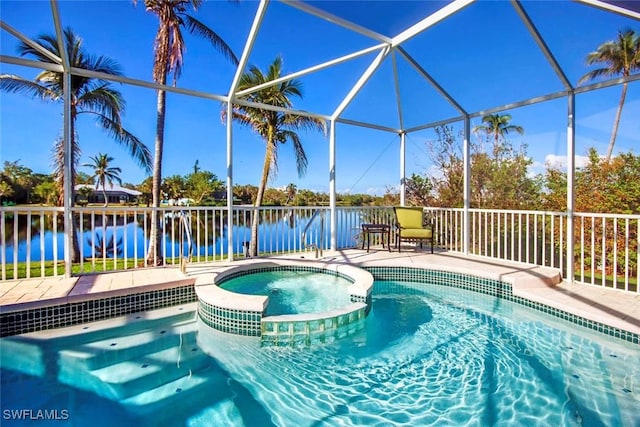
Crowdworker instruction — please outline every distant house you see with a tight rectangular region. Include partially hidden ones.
[75,184,141,205]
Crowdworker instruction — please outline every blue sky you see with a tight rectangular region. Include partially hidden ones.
[1,0,638,196]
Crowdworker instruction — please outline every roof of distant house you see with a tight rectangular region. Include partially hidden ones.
[75,184,142,196]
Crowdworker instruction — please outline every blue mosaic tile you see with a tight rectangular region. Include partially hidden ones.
[365,267,638,346]
[1,285,197,337]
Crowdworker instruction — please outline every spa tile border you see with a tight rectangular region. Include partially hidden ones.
[1,284,196,337]
[366,267,639,345]
[197,262,373,342]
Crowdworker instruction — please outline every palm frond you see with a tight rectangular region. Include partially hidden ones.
[282,130,307,177]
[168,20,186,83]
[83,54,123,76]
[579,29,640,85]
[0,75,58,100]
[281,114,326,134]
[77,85,126,126]
[87,113,152,173]
[17,33,60,63]
[183,14,238,65]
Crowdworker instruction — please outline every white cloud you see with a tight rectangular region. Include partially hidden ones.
[544,154,591,169]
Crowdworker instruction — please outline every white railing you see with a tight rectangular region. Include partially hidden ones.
[423,207,638,293]
[1,205,637,293]
[0,205,373,279]
[574,212,639,292]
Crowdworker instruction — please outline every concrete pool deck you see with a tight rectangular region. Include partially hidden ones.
[1,247,639,337]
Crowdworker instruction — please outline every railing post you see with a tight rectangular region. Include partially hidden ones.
[400,132,406,206]
[225,0,269,261]
[226,100,234,261]
[463,116,470,255]
[566,92,575,283]
[329,119,337,251]
[62,69,73,277]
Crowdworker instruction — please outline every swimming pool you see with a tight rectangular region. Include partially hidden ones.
[1,276,638,426]
[219,270,354,315]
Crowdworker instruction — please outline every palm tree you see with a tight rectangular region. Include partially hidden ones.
[83,153,122,207]
[285,182,297,205]
[0,27,152,262]
[226,56,326,256]
[138,0,238,265]
[473,113,524,154]
[52,136,81,205]
[578,29,640,161]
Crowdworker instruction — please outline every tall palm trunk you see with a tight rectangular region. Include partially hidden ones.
[249,140,275,257]
[606,82,627,161]
[102,185,108,207]
[61,111,81,263]
[146,87,166,265]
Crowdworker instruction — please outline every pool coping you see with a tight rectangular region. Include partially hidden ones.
[194,260,374,341]
[193,260,374,312]
[1,250,638,342]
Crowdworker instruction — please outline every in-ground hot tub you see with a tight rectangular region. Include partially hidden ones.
[195,261,373,346]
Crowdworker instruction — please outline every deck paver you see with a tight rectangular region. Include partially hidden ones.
[1,247,638,337]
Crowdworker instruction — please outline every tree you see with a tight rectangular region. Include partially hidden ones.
[163,175,186,201]
[405,173,435,207]
[285,183,297,205]
[263,188,287,206]
[51,136,81,205]
[428,126,465,208]
[0,27,151,261]
[0,179,14,205]
[1,160,33,204]
[423,125,539,209]
[578,29,640,160]
[138,0,238,265]
[0,28,151,197]
[233,184,257,205]
[33,180,58,206]
[138,176,154,206]
[75,185,94,206]
[226,56,326,256]
[83,153,122,207]
[542,148,640,275]
[76,171,93,185]
[185,170,223,205]
[473,113,524,155]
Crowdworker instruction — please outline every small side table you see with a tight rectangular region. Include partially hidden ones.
[361,223,391,252]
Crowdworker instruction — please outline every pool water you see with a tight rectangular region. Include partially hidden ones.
[219,270,353,316]
[1,280,638,426]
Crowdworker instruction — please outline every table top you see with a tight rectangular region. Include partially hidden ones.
[361,223,390,230]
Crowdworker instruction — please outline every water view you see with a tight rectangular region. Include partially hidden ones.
[2,209,365,263]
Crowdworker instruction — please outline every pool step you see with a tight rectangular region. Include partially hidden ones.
[44,305,244,419]
[44,306,197,350]
[59,328,197,371]
[120,365,232,418]
[89,340,211,399]
[57,315,214,401]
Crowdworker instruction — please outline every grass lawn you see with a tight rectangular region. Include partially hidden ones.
[1,255,226,280]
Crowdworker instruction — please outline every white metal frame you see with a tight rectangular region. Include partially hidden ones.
[0,0,637,280]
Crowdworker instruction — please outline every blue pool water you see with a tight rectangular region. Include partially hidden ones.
[219,270,353,316]
[1,280,638,426]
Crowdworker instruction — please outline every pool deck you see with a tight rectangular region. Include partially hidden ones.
[1,247,639,336]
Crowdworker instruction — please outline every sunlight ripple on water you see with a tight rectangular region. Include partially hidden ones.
[198,281,640,427]
[2,279,638,426]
